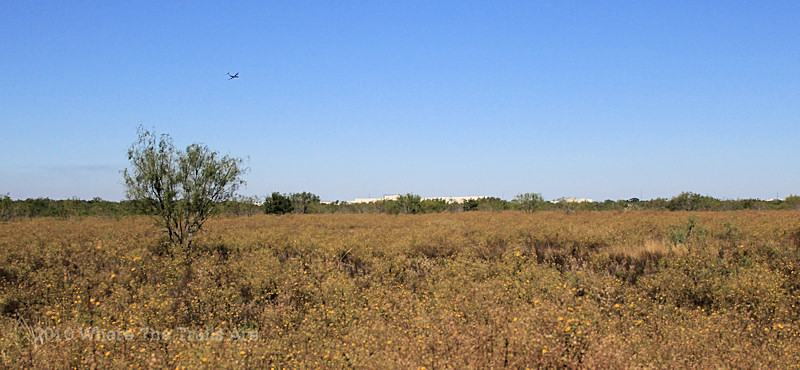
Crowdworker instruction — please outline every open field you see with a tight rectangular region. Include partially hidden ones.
[2,211,800,368]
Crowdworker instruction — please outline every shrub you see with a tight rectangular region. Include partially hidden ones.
[666,192,721,211]
[122,126,246,249]
[513,193,544,213]
[396,193,422,214]
[264,192,294,214]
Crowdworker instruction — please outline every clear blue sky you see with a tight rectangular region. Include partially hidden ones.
[2,1,798,202]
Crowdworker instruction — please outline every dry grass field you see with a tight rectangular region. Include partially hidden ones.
[2,210,800,368]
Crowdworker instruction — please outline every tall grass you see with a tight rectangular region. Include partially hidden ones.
[1,211,799,367]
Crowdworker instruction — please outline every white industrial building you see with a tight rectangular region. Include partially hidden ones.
[347,194,487,204]
[550,197,594,203]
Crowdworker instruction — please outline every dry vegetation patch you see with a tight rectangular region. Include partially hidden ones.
[1,211,800,367]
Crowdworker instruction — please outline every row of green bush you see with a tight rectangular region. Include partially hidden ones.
[311,192,800,214]
[2,192,799,219]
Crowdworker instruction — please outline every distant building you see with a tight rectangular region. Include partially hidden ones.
[550,197,594,204]
[426,196,487,204]
[351,195,398,204]
[347,194,487,204]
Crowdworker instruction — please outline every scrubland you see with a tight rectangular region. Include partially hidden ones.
[2,211,800,368]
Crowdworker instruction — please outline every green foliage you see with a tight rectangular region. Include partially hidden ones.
[264,192,294,215]
[122,126,246,248]
[397,193,422,214]
[462,199,479,211]
[667,192,722,211]
[420,198,449,214]
[513,192,544,213]
[478,197,511,211]
[553,198,580,213]
[646,197,669,210]
[780,195,800,210]
[290,192,320,214]
[261,192,322,214]
[217,196,262,217]
[4,191,800,218]
[667,217,708,247]
[460,197,510,212]
[715,221,740,244]
[21,197,55,217]
[375,200,400,214]
[0,193,12,220]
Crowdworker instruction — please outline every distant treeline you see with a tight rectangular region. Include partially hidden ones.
[2,192,800,220]
[0,195,266,220]
[302,192,800,215]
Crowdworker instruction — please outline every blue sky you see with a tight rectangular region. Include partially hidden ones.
[2,1,798,202]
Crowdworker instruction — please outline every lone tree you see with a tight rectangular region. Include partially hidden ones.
[123,127,246,249]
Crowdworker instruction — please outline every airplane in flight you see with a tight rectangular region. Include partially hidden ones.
[227,72,239,80]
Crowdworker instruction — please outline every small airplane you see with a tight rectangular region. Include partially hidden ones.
[227,72,239,80]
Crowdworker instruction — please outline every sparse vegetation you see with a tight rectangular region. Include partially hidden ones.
[2,210,800,367]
